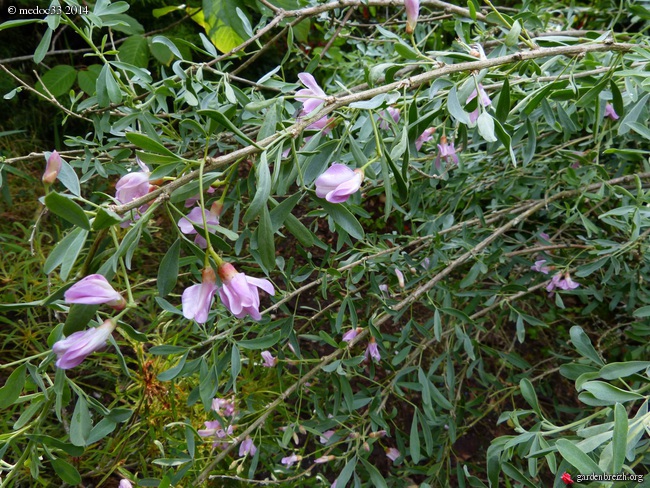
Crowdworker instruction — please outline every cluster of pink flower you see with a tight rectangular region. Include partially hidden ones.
[52,262,275,369]
[52,275,126,369]
[295,71,460,207]
[279,427,400,476]
[531,259,579,293]
[341,327,381,362]
[182,262,275,324]
[198,396,258,457]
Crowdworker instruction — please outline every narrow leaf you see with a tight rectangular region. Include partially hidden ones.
[45,192,90,230]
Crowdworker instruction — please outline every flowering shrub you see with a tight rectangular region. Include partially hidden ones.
[0,0,649,486]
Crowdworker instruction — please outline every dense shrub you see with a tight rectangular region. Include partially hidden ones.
[1,0,649,486]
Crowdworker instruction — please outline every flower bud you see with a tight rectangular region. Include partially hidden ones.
[42,150,62,185]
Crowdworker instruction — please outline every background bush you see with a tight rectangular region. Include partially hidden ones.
[1,0,650,486]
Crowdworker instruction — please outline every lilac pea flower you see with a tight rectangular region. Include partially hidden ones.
[218,263,275,321]
[212,397,236,417]
[115,172,150,205]
[605,103,619,120]
[198,420,233,448]
[379,284,390,298]
[405,0,420,34]
[281,454,302,467]
[395,268,405,288]
[539,232,550,241]
[467,84,492,124]
[296,73,327,115]
[261,350,277,367]
[342,327,362,343]
[239,436,257,457]
[531,259,550,275]
[119,481,133,488]
[64,274,126,310]
[314,164,364,203]
[415,127,436,151]
[546,273,563,293]
[386,447,401,462]
[558,274,580,290]
[43,150,62,185]
[52,319,116,369]
[435,136,459,169]
[182,267,218,324]
[319,430,336,444]
[365,338,381,362]
[178,204,221,249]
[379,107,400,130]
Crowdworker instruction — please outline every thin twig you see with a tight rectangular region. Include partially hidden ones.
[0,64,92,122]
[321,7,357,58]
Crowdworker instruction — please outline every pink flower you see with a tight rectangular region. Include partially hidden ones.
[198,420,233,448]
[64,274,125,310]
[52,319,116,369]
[178,203,221,248]
[386,447,401,462]
[296,73,327,115]
[546,273,563,292]
[467,84,492,124]
[539,232,550,241]
[558,273,580,290]
[182,267,218,324]
[379,107,400,129]
[435,136,459,168]
[415,127,435,151]
[314,164,364,203]
[239,436,257,457]
[119,481,133,488]
[115,170,151,205]
[546,272,579,292]
[342,327,362,343]
[379,284,390,297]
[531,259,550,274]
[217,263,275,321]
[261,350,277,367]
[395,268,405,288]
[198,420,221,437]
[604,103,619,120]
[319,430,336,444]
[43,150,62,185]
[281,453,302,467]
[405,0,420,34]
[211,397,236,417]
[365,338,381,362]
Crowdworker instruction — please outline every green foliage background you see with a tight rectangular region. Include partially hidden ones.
[1,0,650,487]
